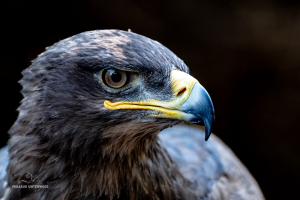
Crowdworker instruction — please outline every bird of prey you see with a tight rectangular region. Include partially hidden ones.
[0,30,264,200]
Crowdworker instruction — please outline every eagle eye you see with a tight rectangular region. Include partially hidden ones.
[103,69,128,88]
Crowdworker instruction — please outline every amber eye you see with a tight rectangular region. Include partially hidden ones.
[103,69,127,88]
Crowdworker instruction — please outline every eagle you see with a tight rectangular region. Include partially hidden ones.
[0,30,264,200]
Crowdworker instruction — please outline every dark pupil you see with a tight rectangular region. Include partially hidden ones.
[111,72,122,83]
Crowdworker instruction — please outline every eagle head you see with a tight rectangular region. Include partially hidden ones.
[8,30,214,199]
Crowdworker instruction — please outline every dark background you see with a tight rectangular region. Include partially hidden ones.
[1,0,299,199]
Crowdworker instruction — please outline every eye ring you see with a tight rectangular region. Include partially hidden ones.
[103,69,127,88]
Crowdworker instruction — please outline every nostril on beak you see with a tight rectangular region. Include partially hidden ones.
[177,87,186,96]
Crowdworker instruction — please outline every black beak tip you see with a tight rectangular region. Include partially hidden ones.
[204,125,212,141]
[205,135,210,141]
[204,117,214,141]
[190,116,214,141]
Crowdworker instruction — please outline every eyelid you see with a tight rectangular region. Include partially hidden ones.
[107,66,138,73]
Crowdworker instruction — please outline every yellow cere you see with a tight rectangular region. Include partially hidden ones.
[104,70,199,120]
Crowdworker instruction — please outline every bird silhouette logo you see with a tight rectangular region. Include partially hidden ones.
[19,172,40,184]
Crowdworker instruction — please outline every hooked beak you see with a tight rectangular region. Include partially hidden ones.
[104,70,215,141]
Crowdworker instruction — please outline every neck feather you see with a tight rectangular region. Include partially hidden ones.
[8,119,196,200]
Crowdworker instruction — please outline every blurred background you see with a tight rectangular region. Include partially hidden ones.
[1,0,299,199]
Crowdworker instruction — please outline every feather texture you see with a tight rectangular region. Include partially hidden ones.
[1,30,264,200]
[0,146,8,198]
[160,126,264,200]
